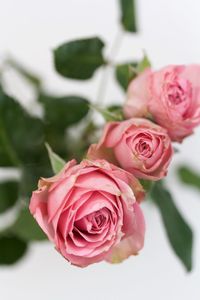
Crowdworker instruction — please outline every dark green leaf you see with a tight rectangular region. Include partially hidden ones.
[66,120,98,162]
[45,130,69,161]
[0,181,19,214]
[0,235,27,265]
[0,90,52,198]
[0,89,45,166]
[140,179,153,192]
[40,94,89,159]
[20,164,51,199]
[115,62,137,90]
[119,0,137,32]
[177,166,200,190]
[151,181,193,272]
[11,209,47,241]
[45,143,66,174]
[54,37,105,80]
[115,54,151,91]
[40,94,90,131]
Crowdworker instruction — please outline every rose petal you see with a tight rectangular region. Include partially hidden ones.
[106,202,145,263]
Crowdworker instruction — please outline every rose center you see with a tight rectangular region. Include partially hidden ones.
[87,208,109,231]
[132,134,153,159]
[164,77,192,117]
[167,84,186,105]
[138,141,150,155]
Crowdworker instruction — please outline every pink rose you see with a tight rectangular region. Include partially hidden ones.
[149,65,200,141]
[123,68,152,119]
[29,159,145,267]
[88,118,173,180]
[124,65,200,142]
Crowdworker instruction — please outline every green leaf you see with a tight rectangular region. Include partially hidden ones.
[41,94,90,131]
[11,209,47,241]
[137,53,151,73]
[20,163,51,199]
[0,89,45,166]
[140,179,153,193]
[39,94,90,159]
[0,235,27,265]
[177,166,200,190]
[0,89,52,201]
[115,62,137,90]
[115,54,151,91]
[54,37,106,80]
[119,0,137,33]
[0,89,52,197]
[90,104,124,122]
[66,120,98,162]
[0,181,19,214]
[104,105,124,121]
[107,105,124,115]
[45,143,66,174]
[150,181,193,271]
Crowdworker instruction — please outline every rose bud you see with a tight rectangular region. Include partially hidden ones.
[148,65,200,141]
[29,159,145,267]
[87,118,173,181]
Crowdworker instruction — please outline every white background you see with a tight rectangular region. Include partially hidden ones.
[0,0,200,299]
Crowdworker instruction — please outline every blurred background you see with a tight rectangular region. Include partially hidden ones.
[0,0,200,299]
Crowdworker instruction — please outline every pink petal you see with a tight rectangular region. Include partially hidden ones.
[75,171,121,196]
[29,187,54,241]
[123,68,151,118]
[105,202,145,263]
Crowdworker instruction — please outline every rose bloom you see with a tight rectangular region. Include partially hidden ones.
[88,118,173,180]
[123,65,200,142]
[29,159,145,267]
[149,65,200,141]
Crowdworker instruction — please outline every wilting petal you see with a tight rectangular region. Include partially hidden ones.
[87,143,118,165]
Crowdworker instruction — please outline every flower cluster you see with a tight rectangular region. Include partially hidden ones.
[30,64,200,267]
